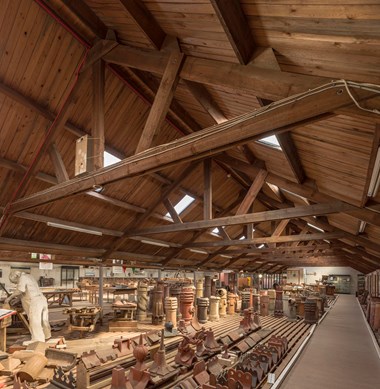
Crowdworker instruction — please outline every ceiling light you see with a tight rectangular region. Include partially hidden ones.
[368,147,380,197]
[46,222,103,236]
[188,248,208,254]
[307,223,324,232]
[258,244,265,249]
[220,254,232,258]
[358,221,366,233]
[141,239,170,248]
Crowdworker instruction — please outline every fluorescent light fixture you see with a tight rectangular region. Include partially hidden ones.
[47,222,103,236]
[258,244,265,249]
[188,248,208,254]
[220,254,232,258]
[323,239,331,244]
[359,221,366,233]
[104,151,121,167]
[307,223,324,233]
[367,147,380,197]
[141,239,170,248]
[239,236,246,240]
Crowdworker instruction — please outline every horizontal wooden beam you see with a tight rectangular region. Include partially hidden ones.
[129,203,351,236]
[10,82,370,214]
[103,45,326,101]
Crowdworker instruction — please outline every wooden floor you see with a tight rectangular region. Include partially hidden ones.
[280,295,380,389]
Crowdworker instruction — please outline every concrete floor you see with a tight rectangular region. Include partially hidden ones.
[280,295,380,389]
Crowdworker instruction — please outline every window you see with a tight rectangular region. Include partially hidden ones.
[165,195,195,219]
[257,135,282,150]
[104,151,121,167]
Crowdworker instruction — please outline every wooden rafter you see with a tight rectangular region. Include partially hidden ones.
[136,39,184,153]
[129,203,352,237]
[9,82,370,215]
[214,154,380,227]
[92,60,105,170]
[204,159,213,220]
[163,198,182,224]
[118,0,166,50]
[210,0,255,64]
[48,143,69,183]
[235,170,267,215]
[184,81,227,124]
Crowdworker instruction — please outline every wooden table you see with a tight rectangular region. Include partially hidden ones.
[42,288,80,307]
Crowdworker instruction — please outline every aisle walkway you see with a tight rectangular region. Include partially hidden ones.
[280,294,380,389]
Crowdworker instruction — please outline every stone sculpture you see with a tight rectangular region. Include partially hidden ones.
[5,271,51,343]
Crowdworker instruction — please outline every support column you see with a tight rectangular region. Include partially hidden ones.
[98,265,104,324]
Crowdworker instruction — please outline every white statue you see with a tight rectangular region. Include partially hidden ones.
[5,271,51,343]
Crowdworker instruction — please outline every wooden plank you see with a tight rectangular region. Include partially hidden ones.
[0,157,57,185]
[272,219,290,237]
[236,169,267,215]
[163,198,182,224]
[92,60,105,170]
[277,131,306,183]
[135,40,184,153]
[184,80,227,124]
[361,123,380,206]
[119,0,166,50]
[48,143,69,183]
[187,231,346,248]
[103,44,327,101]
[204,159,213,220]
[210,0,255,64]
[9,82,374,214]
[129,202,352,236]
[215,154,380,228]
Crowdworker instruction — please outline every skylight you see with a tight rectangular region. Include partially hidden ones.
[257,135,282,150]
[239,236,246,240]
[307,223,325,233]
[104,151,121,167]
[165,195,195,218]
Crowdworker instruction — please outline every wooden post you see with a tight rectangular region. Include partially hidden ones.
[99,265,104,324]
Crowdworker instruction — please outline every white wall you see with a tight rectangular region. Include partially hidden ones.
[287,266,362,294]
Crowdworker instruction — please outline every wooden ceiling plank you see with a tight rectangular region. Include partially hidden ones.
[118,0,166,50]
[163,198,182,224]
[210,0,255,64]
[48,143,69,183]
[236,169,268,215]
[8,81,375,214]
[130,202,352,236]
[92,60,105,170]
[204,159,213,220]
[135,39,184,153]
